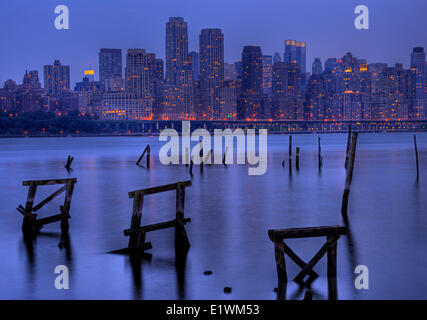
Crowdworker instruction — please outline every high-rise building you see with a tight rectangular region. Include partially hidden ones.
[189,51,199,81]
[272,62,303,119]
[125,49,151,96]
[284,40,307,86]
[199,28,224,119]
[43,60,70,97]
[99,49,123,91]
[409,47,426,119]
[312,58,323,75]
[238,46,263,119]
[273,52,282,64]
[102,49,152,120]
[23,70,41,89]
[262,55,273,96]
[165,17,190,84]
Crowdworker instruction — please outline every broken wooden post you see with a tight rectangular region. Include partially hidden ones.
[18,178,77,236]
[199,142,204,173]
[345,121,352,169]
[136,145,150,168]
[223,146,229,166]
[414,135,419,179]
[189,157,194,176]
[65,155,74,171]
[296,147,300,171]
[318,136,323,169]
[268,225,347,300]
[121,181,192,254]
[341,132,358,220]
[289,135,293,176]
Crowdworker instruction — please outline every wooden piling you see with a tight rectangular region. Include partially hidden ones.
[327,235,338,300]
[296,147,300,171]
[318,136,323,169]
[341,132,358,219]
[136,145,150,168]
[189,157,194,176]
[289,135,293,160]
[199,142,204,173]
[414,135,419,179]
[223,146,228,166]
[65,155,74,171]
[345,121,352,169]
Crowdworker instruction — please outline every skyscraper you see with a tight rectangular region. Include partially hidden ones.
[165,17,190,84]
[99,48,123,91]
[199,28,224,119]
[312,58,323,75]
[272,62,303,119]
[189,51,199,81]
[239,46,263,119]
[410,47,426,119]
[43,60,70,97]
[262,55,273,96]
[273,52,282,64]
[284,40,307,86]
[125,49,151,96]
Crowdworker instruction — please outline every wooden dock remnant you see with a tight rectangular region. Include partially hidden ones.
[345,121,352,169]
[318,136,323,169]
[136,144,151,168]
[289,135,293,176]
[296,147,300,171]
[121,180,192,254]
[341,132,358,220]
[17,178,77,235]
[268,225,347,300]
[65,155,74,171]
[414,135,419,179]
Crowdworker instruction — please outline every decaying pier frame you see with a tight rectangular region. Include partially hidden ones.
[121,180,192,254]
[17,178,77,235]
[268,225,347,300]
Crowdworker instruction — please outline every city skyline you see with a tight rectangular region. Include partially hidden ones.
[1,0,427,86]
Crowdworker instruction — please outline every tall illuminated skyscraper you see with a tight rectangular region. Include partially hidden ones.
[199,28,224,119]
[410,47,426,119]
[165,17,190,84]
[238,45,263,119]
[284,40,307,85]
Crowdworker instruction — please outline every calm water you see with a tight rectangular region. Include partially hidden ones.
[0,133,426,300]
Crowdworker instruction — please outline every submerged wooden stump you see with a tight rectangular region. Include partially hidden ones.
[268,225,347,300]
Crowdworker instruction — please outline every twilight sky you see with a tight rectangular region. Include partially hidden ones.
[1,0,427,87]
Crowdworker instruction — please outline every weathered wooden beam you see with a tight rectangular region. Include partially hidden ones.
[175,182,190,252]
[327,235,338,300]
[22,182,37,234]
[268,225,347,241]
[136,145,150,166]
[318,136,323,169]
[341,132,358,217]
[293,236,339,284]
[124,218,191,236]
[128,180,191,198]
[296,147,300,171]
[223,146,228,166]
[345,121,352,169]
[282,242,319,281]
[128,192,144,249]
[35,212,69,227]
[23,178,77,186]
[32,185,67,213]
[274,241,287,300]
